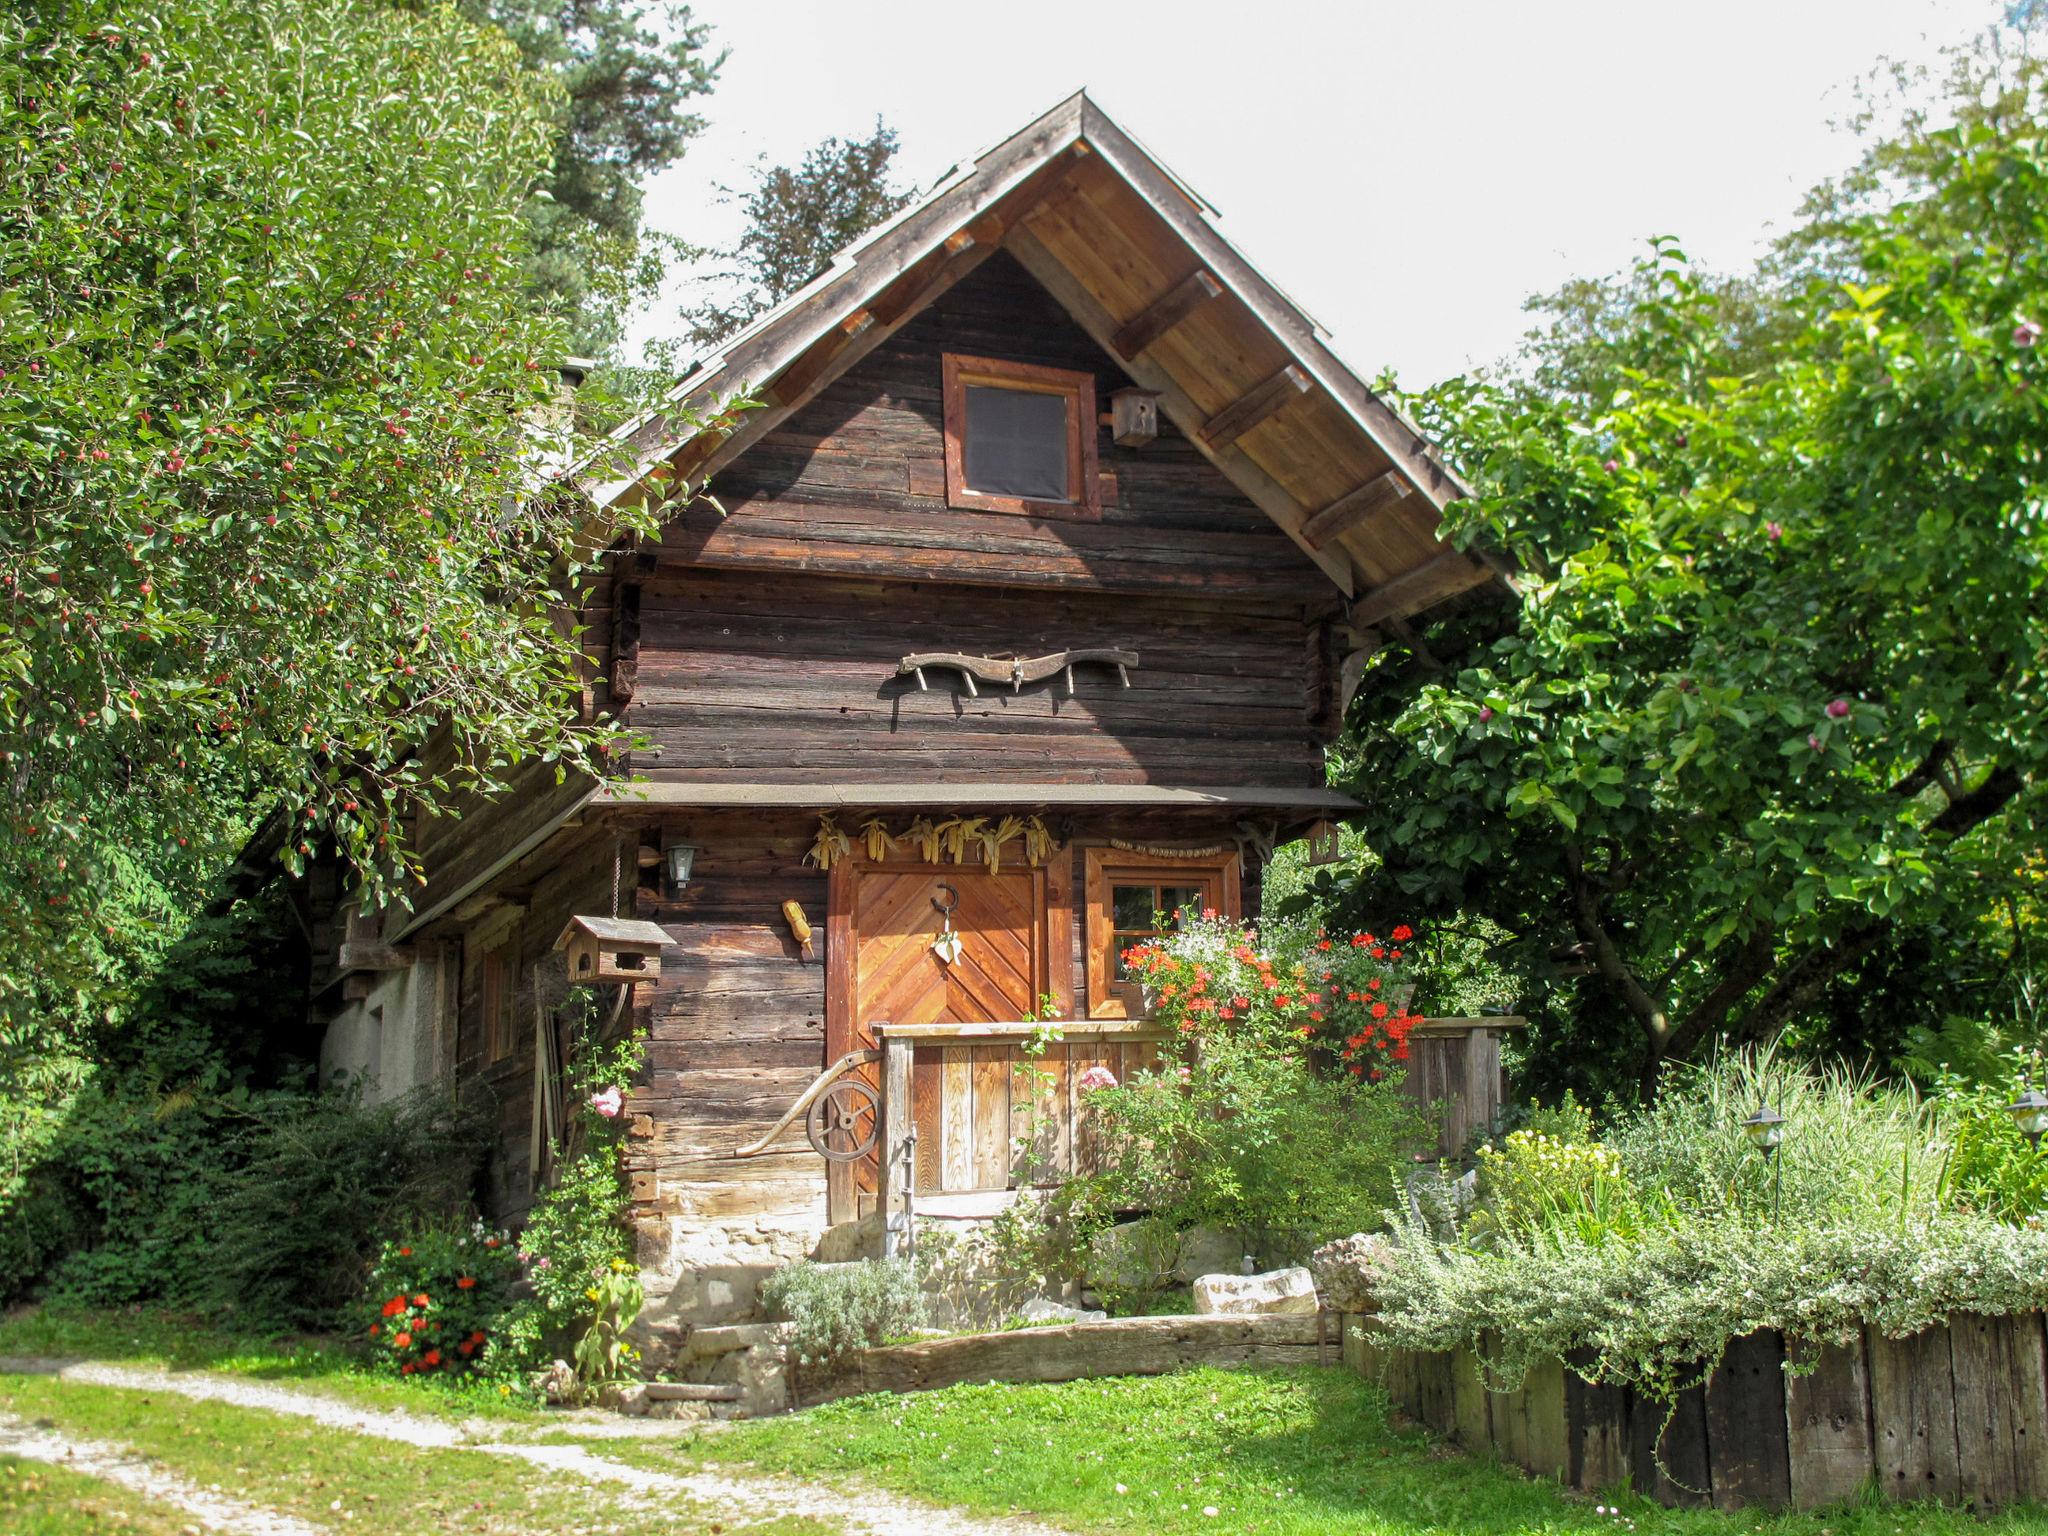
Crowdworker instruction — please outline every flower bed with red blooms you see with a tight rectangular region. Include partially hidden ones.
[1300,924,1422,1080]
[355,1222,518,1379]
[1122,915,1422,1080]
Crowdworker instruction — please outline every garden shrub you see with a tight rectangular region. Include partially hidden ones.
[762,1258,928,1368]
[476,997,647,1389]
[356,1223,519,1378]
[1351,1048,2048,1410]
[1933,1048,2048,1224]
[1065,913,1435,1263]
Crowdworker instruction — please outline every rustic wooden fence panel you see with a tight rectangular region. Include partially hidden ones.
[1344,1311,2048,1513]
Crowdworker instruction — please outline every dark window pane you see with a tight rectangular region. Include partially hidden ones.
[1112,885,1156,931]
[1161,887,1203,924]
[964,384,1069,501]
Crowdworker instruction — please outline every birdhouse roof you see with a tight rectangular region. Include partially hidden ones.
[553,915,674,951]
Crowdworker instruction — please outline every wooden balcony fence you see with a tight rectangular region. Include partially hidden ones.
[869,1015,1522,1252]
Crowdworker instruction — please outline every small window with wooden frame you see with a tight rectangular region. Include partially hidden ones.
[1083,847,1241,1018]
[942,353,1099,520]
[479,941,516,1065]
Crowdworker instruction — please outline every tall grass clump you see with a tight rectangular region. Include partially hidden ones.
[1361,1047,2048,1409]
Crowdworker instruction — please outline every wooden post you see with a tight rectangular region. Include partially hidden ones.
[878,1030,913,1259]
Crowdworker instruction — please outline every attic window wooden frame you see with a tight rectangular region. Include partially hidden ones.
[1083,847,1241,1019]
[942,353,1099,521]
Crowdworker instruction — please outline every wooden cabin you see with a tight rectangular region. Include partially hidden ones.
[297,92,1513,1346]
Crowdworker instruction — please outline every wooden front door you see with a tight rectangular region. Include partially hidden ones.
[826,856,1072,1219]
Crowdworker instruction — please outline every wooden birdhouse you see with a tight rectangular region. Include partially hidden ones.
[554,915,673,986]
[1110,387,1160,447]
[1305,819,1343,866]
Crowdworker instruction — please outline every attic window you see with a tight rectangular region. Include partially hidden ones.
[942,353,1098,520]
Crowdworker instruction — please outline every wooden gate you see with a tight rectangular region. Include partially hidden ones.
[825,856,1073,1222]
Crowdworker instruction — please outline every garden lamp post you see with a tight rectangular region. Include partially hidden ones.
[1742,1103,1788,1218]
[2007,1089,2048,1151]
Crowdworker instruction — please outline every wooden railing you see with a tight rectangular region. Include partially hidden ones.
[871,1019,1171,1255]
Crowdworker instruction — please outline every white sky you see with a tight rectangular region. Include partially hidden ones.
[628,0,2000,389]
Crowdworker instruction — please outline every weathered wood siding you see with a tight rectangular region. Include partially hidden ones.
[627,570,1326,786]
[669,252,1339,603]
[1347,1313,2048,1513]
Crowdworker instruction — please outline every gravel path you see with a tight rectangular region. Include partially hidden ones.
[0,1410,324,1536]
[0,1357,1072,1536]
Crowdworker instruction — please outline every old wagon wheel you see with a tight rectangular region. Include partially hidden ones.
[806,1079,879,1162]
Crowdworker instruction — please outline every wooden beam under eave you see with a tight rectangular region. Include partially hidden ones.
[1301,469,1414,549]
[1004,224,1353,598]
[1111,268,1224,360]
[1199,365,1313,449]
[1349,551,1496,628]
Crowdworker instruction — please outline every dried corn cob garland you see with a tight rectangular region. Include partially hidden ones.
[806,814,853,870]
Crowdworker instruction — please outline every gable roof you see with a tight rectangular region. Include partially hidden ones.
[586,91,1511,633]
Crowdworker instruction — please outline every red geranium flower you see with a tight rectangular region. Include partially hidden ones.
[1371,1002,1389,1019]
[412,1293,430,1307]
[393,1331,412,1348]
[1391,924,1414,942]
[381,1296,406,1318]
[368,1324,380,1337]
[456,1276,476,1290]
[397,1246,413,1257]
[424,1349,442,1367]
[400,1362,415,1375]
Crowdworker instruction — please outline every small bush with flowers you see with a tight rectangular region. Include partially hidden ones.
[1065,912,1434,1262]
[356,1222,518,1379]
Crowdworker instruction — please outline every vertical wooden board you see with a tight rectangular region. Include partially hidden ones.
[1630,1380,1713,1508]
[2013,1312,2048,1505]
[1465,1029,1503,1146]
[824,860,857,1225]
[940,1045,974,1191]
[1031,1042,1071,1181]
[1785,1333,1876,1510]
[1450,1347,1493,1451]
[1379,1346,1420,1421]
[911,1046,942,1194]
[1566,1350,1630,1493]
[1950,1312,2029,1510]
[1415,1350,1456,1436]
[1491,1378,1529,1471]
[1705,1330,1791,1510]
[1069,1040,1113,1176]
[877,1036,912,1254]
[1522,1355,1570,1481]
[1868,1325,1961,1505]
[971,1044,1010,1190]
[1341,1314,1369,1377]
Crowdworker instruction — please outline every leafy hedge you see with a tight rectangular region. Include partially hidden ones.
[1357,1051,2048,1405]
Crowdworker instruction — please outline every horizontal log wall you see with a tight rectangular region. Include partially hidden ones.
[626,568,1325,787]
[671,251,1337,603]
[1344,1312,2048,1513]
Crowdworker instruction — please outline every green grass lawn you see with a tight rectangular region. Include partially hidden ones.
[0,1455,195,1536]
[0,1372,823,1536]
[0,1306,546,1422]
[591,1366,2048,1536]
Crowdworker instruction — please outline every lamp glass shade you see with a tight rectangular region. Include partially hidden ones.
[2007,1089,2048,1139]
[1741,1103,1788,1151]
[663,844,698,887]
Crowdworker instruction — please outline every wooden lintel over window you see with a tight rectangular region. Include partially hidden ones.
[1083,847,1241,1018]
[942,353,1099,521]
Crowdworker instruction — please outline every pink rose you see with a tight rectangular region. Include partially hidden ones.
[1477,706,1494,723]
[589,1086,623,1118]
[1765,521,1782,541]
[2015,319,2041,347]
[1825,699,1851,720]
[1076,1065,1118,1094]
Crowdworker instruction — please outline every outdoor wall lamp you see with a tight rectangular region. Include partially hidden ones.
[2006,1089,2048,1151]
[662,843,698,893]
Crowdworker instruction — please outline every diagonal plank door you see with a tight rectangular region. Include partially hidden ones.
[828,861,1053,1216]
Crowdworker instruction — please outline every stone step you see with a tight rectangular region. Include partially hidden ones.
[685,1322,789,1360]
[645,1380,744,1403]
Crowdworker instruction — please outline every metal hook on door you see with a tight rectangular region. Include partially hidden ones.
[930,882,962,965]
